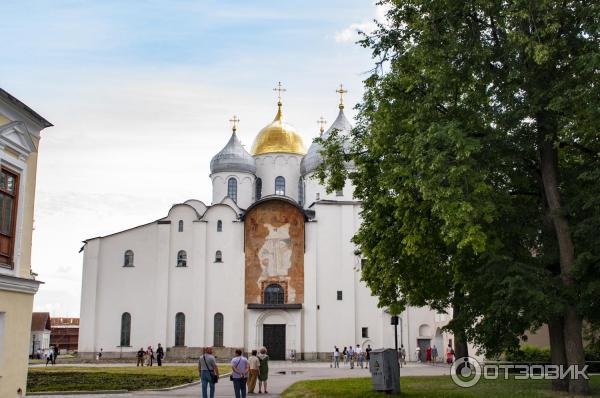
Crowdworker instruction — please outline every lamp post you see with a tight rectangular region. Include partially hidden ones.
[391,315,399,352]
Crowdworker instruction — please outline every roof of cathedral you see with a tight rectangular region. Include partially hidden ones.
[241,195,314,221]
[300,107,352,175]
[210,131,256,174]
[251,102,306,156]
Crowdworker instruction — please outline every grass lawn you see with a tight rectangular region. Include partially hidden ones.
[27,365,230,393]
[282,376,600,398]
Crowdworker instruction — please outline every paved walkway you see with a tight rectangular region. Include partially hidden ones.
[29,362,451,398]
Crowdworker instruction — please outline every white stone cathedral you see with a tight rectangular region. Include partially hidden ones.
[78,86,452,360]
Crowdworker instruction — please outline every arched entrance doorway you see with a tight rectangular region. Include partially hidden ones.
[256,310,291,360]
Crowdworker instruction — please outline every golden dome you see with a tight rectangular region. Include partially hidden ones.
[251,102,306,156]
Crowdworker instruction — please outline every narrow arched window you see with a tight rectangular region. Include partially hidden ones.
[255,178,262,200]
[120,312,131,346]
[124,250,134,267]
[178,220,184,232]
[275,176,285,196]
[228,178,237,203]
[264,283,285,305]
[298,178,304,206]
[217,220,222,232]
[214,313,224,347]
[177,250,187,267]
[215,250,222,262]
[175,312,185,346]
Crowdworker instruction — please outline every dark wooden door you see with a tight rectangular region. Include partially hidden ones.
[417,338,431,361]
[263,324,286,360]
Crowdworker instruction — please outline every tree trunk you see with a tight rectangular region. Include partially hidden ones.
[452,293,469,360]
[538,124,590,395]
[548,317,569,392]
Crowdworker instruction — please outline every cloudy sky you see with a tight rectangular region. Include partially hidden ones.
[1,0,383,316]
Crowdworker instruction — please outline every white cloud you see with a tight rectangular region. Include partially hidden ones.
[335,22,376,43]
[334,2,390,43]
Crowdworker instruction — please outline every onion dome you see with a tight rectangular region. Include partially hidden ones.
[210,124,256,174]
[301,107,352,175]
[251,101,306,156]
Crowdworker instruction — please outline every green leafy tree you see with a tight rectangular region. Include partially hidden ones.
[316,0,599,394]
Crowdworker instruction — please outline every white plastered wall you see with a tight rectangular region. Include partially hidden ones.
[303,173,356,207]
[211,172,254,209]
[254,154,302,203]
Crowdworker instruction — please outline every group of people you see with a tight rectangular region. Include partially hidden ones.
[199,346,270,398]
[135,343,165,366]
[397,343,455,366]
[332,344,373,369]
[41,345,59,366]
[414,344,440,364]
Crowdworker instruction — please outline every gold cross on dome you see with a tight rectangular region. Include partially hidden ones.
[229,115,240,133]
[317,116,327,134]
[336,83,348,109]
[273,81,287,103]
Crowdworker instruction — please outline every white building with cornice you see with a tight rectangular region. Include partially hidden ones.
[78,89,451,361]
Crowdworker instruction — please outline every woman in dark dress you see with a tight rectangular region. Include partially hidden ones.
[257,347,269,394]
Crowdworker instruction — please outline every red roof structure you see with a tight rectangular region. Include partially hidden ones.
[31,312,51,331]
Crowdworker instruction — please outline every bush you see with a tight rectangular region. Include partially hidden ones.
[504,345,551,363]
[505,344,600,363]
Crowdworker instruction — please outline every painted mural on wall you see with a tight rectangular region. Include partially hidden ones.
[245,199,304,304]
[259,224,292,278]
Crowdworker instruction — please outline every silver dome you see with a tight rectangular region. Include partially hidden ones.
[210,132,256,174]
[301,108,353,175]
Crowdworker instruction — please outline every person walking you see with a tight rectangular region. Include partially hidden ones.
[136,347,145,367]
[426,345,432,363]
[97,348,103,361]
[257,347,269,394]
[333,346,340,368]
[400,345,407,366]
[432,345,438,366]
[52,345,59,365]
[247,350,260,394]
[146,345,154,366]
[231,349,249,398]
[199,347,219,398]
[347,345,355,369]
[156,343,164,366]
[356,345,364,369]
[45,349,53,366]
[446,344,454,364]
[365,344,372,369]
[342,346,348,366]
[415,346,421,363]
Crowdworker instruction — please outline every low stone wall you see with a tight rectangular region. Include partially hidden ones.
[77,349,338,362]
[78,347,240,362]
[167,346,238,360]
[301,352,334,361]
[77,351,137,360]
